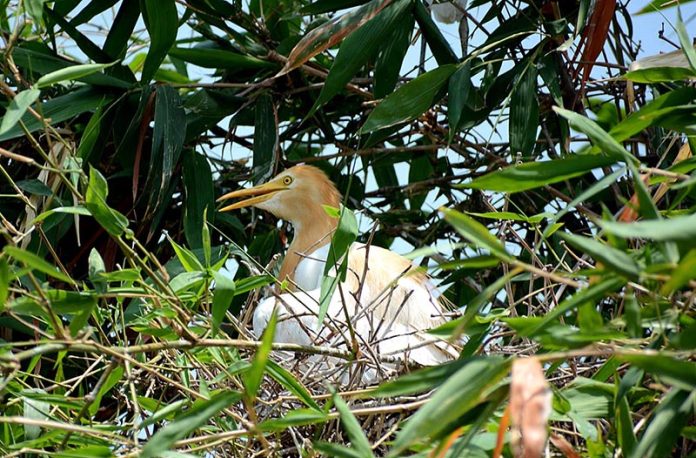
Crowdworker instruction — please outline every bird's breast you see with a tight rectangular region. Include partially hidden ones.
[293,243,331,290]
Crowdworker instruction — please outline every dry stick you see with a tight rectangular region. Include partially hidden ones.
[59,357,120,449]
[0,416,133,445]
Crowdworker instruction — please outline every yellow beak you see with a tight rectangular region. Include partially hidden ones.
[217,181,286,212]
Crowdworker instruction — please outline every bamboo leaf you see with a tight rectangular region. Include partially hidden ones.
[461,154,618,193]
[35,61,117,88]
[624,66,696,83]
[598,214,696,245]
[311,0,411,113]
[140,391,241,458]
[141,0,178,82]
[4,246,74,284]
[84,166,129,237]
[619,354,696,391]
[333,391,374,458]
[168,46,274,70]
[211,270,235,334]
[558,232,641,280]
[280,0,393,75]
[388,357,509,456]
[510,63,539,155]
[0,88,40,135]
[441,207,511,260]
[244,310,277,400]
[361,64,457,133]
[630,389,695,458]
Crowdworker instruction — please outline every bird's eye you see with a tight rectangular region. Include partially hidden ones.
[282,176,293,185]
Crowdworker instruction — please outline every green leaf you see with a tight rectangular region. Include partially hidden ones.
[244,310,277,400]
[25,0,47,29]
[509,63,539,155]
[630,389,695,458]
[182,150,214,249]
[266,360,321,411]
[616,396,637,456]
[141,0,178,83]
[637,0,696,13]
[234,275,274,295]
[460,154,618,193]
[211,270,235,334]
[661,249,696,294]
[558,232,641,280]
[280,0,393,75]
[375,358,478,397]
[103,0,141,59]
[0,88,40,136]
[388,357,509,456]
[553,106,638,165]
[598,214,696,244]
[84,166,129,236]
[0,87,113,141]
[361,64,457,133]
[16,179,53,196]
[374,13,414,98]
[333,391,374,458]
[314,442,365,458]
[4,246,74,284]
[441,207,510,260]
[260,408,329,431]
[675,9,696,71]
[32,206,91,224]
[168,46,274,70]
[35,61,117,88]
[0,257,10,307]
[624,66,696,83]
[140,391,241,458]
[318,206,358,324]
[413,0,457,65]
[252,93,276,184]
[311,0,410,113]
[522,277,626,337]
[619,354,696,391]
[145,85,186,216]
[448,62,472,140]
[168,236,204,272]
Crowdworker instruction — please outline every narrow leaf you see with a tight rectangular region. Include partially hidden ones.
[510,63,539,155]
[244,310,277,400]
[461,154,617,193]
[0,88,40,135]
[441,207,510,260]
[361,64,457,133]
[211,270,235,334]
[558,232,641,280]
[280,0,393,75]
[35,61,117,88]
[141,0,178,82]
[4,246,74,284]
[140,391,241,458]
[333,392,373,458]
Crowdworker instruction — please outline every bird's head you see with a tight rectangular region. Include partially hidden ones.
[217,165,341,224]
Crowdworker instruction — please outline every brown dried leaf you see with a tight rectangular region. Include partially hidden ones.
[510,357,552,458]
[573,0,617,90]
[278,0,392,76]
[549,432,582,458]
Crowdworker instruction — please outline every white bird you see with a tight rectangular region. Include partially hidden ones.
[427,0,468,24]
[218,165,458,384]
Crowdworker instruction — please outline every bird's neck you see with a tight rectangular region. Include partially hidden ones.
[278,205,339,285]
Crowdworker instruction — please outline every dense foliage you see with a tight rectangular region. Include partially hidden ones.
[1,0,695,456]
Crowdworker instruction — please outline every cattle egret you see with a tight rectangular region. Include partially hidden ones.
[218,165,458,383]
